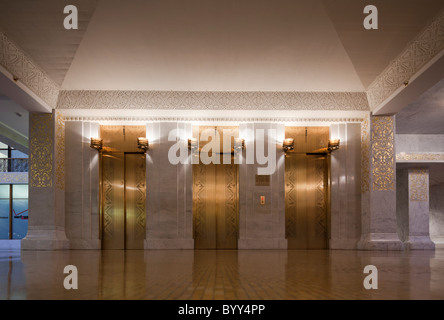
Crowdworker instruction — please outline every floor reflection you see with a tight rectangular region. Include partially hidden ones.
[0,249,443,300]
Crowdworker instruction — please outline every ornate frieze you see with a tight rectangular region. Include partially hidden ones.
[57,90,370,111]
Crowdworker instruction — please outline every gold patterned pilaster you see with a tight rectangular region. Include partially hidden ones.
[361,115,370,193]
[55,112,65,190]
[409,169,429,202]
[371,116,395,191]
[29,113,53,188]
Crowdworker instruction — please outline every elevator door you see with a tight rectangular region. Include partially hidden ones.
[101,152,146,250]
[285,127,329,249]
[193,126,239,250]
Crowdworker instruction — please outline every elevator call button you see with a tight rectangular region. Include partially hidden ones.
[260,196,265,205]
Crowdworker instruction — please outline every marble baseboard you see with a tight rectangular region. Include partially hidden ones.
[329,238,358,250]
[144,238,194,249]
[357,233,404,250]
[0,240,21,250]
[404,236,435,250]
[238,238,288,249]
[21,227,70,250]
[69,239,101,250]
[21,239,70,250]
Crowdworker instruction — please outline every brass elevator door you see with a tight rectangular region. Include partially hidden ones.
[193,126,239,250]
[285,127,329,249]
[101,152,146,250]
[193,157,239,249]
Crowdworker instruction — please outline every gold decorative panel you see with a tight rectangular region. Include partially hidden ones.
[55,112,65,191]
[29,113,53,188]
[371,116,395,191]
[361,115,370,193]
[100,125,146,153]
[409,169,428,202]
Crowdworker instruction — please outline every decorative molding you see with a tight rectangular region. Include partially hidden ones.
[0,32,60,109]
[55,111,65,191]
[57,90,370,111]
[61,115,364,124]
[367,10,444,110]
[409,169,429,202]
[0,172,28,184]
[29,113,53,188]
[396,153,444,162]
[361,114,370,193]
[371,116,395,191]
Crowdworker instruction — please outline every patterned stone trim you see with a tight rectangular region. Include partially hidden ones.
[61,115,364,123]
[396,153,444,162]
[57,90,370,111]
[367,10,444,110]
[0,32,60,109]
[409,169,429,202]
[0,172,28,184]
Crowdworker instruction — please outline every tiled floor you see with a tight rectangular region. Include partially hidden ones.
[1,249,443,300]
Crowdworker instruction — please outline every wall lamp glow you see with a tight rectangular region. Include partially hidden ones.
[234,138,245,151]
[90,138,103,151]
[283,138,294,153]
[328,139,340,152]
[137,137,149,152]
[188,138,198,151]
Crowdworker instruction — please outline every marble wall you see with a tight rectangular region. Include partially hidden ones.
[329,123,362,249]
[238,123,287,249]
[64,121,100,249]
[145,122,194,249]
[430,183,444,248]
[396,134,444,153]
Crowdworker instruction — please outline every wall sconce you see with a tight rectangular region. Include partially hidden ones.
[90,138,103,151]
[328,139,340,152]
[188,138,198,150]
[137,137,149,152]
[283,138,294,153]
[234,138,245,151]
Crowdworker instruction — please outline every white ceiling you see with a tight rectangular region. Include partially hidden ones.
[1,0,443,92]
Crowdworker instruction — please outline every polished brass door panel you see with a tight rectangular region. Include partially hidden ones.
[193,126,239,250]
[125,153,147,250]
[193,156,239,250]
[285,127,329,249]
[102,153,125,250]
[101,152,146,250]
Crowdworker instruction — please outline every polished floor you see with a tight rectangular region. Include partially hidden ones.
[1,249,444,300]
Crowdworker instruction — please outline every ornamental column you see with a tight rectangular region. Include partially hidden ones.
[21,111,69,250]
[358,115,403,250]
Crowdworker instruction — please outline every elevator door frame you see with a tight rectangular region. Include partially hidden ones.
[100,151,146,250]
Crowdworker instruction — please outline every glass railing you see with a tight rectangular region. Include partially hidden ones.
[0,158,29,172]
